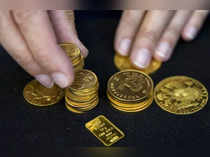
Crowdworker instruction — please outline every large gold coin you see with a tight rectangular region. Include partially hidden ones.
[23,80,64,106]
[154,76,208,115]
[107,70,153,104]
[60,43,81,61]
[114,53,161,74]
[70,69,98,93]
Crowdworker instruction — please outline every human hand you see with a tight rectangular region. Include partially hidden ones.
[114,10,209,68]
[0,10,88,88]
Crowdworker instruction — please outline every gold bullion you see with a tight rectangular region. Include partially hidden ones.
[85,115,125,146]
[154,76,208,115]
[107,70,153,104]
[114,53,161,74]
[23,80,64,106]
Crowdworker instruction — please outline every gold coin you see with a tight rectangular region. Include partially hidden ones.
[154,76,208,115]
[74,58,85,72]
[110,97,153,112]
[70,69,98,92]
[65,90,97,102]
[107,91,153,109]
[114,53,161,74]
[23,80,64,106]
[65,95,99,108]
[65,103,84,114]
[60,43,81,61]
[107,70,153,104]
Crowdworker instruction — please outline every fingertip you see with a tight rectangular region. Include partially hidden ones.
[51,71,74,88]
[115,38,131,56]
[154,42,172,62]
[182,26,197,41]
[130,48,152,69]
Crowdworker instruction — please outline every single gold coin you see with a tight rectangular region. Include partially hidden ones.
[60,43,81,61]
[107,70,153,104]
[114,53,162,74]
[70,69,98,92]
[23,80,64,106]
[154,76,208,115]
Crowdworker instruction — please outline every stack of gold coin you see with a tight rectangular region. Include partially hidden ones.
[65,69,99,113]
[60,43,84,71]
[114,53,162,75]
[107,70,154,112]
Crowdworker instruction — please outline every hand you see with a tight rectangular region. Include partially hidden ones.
[114,10,209,68]
[0,10,88,88]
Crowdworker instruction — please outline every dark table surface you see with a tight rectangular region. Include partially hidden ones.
[0,11,210,156]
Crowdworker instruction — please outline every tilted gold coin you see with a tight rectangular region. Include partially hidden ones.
[23,80,64,106]
[107,70,153,104]
[154,76,208,115]
[114,53,162,74]
[60,43,81,61]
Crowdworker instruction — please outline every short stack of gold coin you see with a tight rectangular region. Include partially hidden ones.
[65,69,99,113]
[60,43,84,72]
[107,70,154,112]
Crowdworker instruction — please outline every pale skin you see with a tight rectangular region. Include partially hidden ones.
[0,10,208,88]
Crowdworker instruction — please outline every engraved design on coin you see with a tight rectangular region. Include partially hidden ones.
[70,70,97,90]
[154,76,208,115]
[108,70,153,103]
[23,80,64,106]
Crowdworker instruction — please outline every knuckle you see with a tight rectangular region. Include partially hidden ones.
[140,30,159,43]
[13,10,42,25]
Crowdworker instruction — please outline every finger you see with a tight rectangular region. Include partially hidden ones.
[0,11,53,88]
[182,10,209,41]
[12,10,74,88]
[154,11,193,61]
[49,10,88,57]
[114,10,145,56]
[130,11,175,68]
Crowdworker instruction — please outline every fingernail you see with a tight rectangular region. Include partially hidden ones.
[51,72,69,88]
[155,42,172,60]
[184,26,197,40]
[132,48,152,68]
[118,39,131,56]
[35,74,54,88]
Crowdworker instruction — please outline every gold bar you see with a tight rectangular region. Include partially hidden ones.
[85,115,125,146]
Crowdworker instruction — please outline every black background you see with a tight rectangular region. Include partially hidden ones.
[0,11,210,156]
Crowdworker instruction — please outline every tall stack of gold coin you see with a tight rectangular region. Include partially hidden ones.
[65,69,99,113]
[107,70,154,112]
[60,43,84,72]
